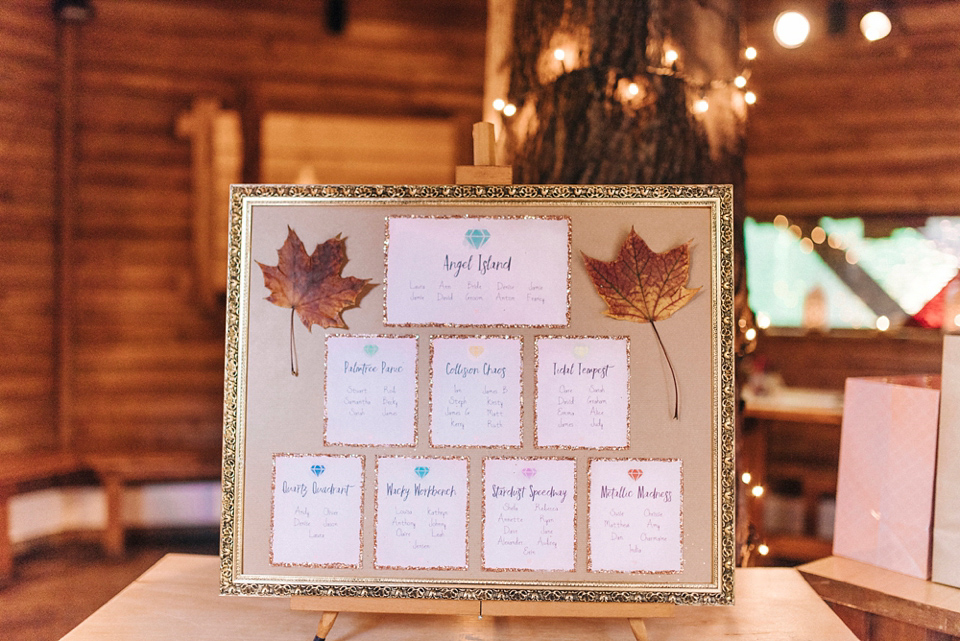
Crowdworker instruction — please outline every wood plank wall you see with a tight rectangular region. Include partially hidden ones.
[0,0,486,454]
[0,1,58,452]
[743,0,960,220]
[742,0,958,387]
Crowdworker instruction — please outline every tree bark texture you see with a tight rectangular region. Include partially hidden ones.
[503,0,744,190]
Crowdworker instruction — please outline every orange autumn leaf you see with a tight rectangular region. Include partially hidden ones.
[257,227,371,375]
[581,228,699,419]
[581,228,699,324]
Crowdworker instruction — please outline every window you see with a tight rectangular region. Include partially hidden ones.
[745,216,960,331]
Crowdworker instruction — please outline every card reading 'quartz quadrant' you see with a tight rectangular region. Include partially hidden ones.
[324,335,418,446]
[535,337,630,448]
[588,459,683,573]
[384,217,570,326]
[374,457,469,570]
[430,336,523,447]
[271,454,364,568]
[483,458,576,571]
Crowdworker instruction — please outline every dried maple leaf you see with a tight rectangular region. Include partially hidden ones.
[582,228,700,419]
[257,227,371,376]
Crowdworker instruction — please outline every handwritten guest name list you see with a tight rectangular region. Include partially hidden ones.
[374,457,469,570]
[430,336,522,447]
[325,335,418,446]
[271,455,364,567]
[588,459,683,573]
[384,217,570,326]
[483,458,576,571]
[535,337,630,448]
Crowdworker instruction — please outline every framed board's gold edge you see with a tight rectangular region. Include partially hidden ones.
[219,184,737,606]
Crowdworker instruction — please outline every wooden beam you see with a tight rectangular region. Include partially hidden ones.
[54,19,81,450]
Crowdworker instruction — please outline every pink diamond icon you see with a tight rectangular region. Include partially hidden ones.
[522,467,536,478]
[627,468,643,481]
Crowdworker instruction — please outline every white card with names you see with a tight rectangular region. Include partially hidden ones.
[384,216,570,326]
[374,457,469,570]
[588,459,683,573]
[325,335,418,446]
[271,454,364,567]
[430,336,523,447]
[535,337,630,448]
[483,458,576,571]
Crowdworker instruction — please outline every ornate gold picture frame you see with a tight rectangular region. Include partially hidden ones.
[220,184,735,605]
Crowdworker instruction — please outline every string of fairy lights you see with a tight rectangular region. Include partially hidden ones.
[492,0,896,122]
[491,44,761,120]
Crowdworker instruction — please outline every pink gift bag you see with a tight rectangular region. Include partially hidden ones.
[833,375,941,579]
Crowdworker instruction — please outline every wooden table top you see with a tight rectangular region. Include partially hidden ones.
[799,555,960,636]
[58,554,858,640]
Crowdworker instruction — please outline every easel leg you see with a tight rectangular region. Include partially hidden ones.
[313,611,339,641]
[628,618,650,641]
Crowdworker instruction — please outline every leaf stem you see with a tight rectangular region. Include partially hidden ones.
[649,320,679,420]
[289,308,299,377]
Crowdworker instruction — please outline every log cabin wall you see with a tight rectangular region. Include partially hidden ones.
[0,0,486,455]
[1,1,58,452]
[742,0,959,388]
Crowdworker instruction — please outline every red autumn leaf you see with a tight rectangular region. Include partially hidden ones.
[257,227,371,375]
[581,228,700,419]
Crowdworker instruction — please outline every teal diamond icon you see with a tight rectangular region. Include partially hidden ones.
[465,229,490,249]
[414,466,430,478]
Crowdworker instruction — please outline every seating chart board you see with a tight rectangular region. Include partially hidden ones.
[221,184,735,605]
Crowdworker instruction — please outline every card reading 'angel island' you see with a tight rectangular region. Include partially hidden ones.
[535,337,630,449]
[588,459,683,573]
[430,336,523,447]
[271,454,364,568]
[384,216,570,326]
[324,335,418,446]
[482,458,576,572]
[374,457,469,570]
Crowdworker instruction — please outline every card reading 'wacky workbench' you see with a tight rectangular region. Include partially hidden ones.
[374,456,469,570]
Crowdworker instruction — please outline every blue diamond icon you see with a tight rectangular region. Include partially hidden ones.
[311,465,325,476]
[414,466,429,478]
[465,229,490,249]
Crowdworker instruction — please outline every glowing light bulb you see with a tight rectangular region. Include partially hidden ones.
[553,48,566,61]
[744,91,757,105]
[665,49,679,64]
[774,11,811,48]
[756,312,771,329]
[811,226,826,244]
[751,485,765,497]
[745,327,757,341]
[694,98,709,113]
[758,544,770,556]
[492,98,505,112]
[799,237,814,253]
[744,46,758,60]
[628,82,639,96]
[741,472,752,484]
[876,315,890,331]
[773,215,788,229]
[502,103,517,117]
[860,11,892,41]
[734,75,747,88]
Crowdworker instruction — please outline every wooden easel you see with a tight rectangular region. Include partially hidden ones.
[291,122,676,641]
